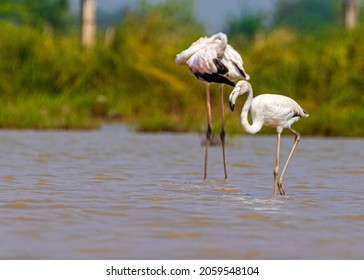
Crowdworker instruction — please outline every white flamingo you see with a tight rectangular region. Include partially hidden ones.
[176,32,250,180]
[228,81,309,195]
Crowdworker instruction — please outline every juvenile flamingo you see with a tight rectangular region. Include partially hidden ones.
[229,81,309,195]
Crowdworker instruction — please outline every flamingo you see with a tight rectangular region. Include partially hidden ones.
[176,32,250,180]
[228,81,309,195]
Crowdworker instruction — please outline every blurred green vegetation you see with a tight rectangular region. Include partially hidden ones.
[0,0,72,30]
[272,0,341,33]
[0,0,364,136]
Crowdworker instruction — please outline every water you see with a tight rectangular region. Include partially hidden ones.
[0,125,363,259]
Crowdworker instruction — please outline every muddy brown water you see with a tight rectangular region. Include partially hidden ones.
[0,125,363,259]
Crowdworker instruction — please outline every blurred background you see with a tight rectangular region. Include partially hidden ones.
[0,0,363,136]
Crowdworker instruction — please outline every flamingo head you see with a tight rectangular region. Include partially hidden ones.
[228,80,252,111]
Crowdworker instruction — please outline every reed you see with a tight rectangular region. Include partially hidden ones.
[0,4,364,136]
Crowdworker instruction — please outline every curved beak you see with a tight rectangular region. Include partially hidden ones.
[228,88,239,112]
[229,99,235,111]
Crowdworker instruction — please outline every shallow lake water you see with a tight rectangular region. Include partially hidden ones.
[0,125,363,259]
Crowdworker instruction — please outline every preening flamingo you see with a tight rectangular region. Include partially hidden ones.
[229,80,309,195]
[176,32,249,179]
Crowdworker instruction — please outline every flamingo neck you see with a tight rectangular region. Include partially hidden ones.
[240,87,264,135]
[211,33,227,57]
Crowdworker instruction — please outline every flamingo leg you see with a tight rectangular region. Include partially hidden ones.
[204,83,212,180]
[219,84,228,179]
[277,128,300,195]
[273,133,281,196]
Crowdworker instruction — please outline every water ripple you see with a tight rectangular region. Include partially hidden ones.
[0,126,363,259]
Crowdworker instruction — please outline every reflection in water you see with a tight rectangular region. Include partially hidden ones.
[0,126,363,259]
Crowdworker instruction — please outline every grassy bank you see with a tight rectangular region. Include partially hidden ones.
[0,4,364,136]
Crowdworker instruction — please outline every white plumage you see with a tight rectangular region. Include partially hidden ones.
[176,32,249,85]
[229,80,309,195]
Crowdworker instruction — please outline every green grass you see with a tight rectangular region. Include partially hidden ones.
[0,94,101,129]
[1,3,364,136]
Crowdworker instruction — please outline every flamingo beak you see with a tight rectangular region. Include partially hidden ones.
[229,100,235,111]
[228,89,239,112]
